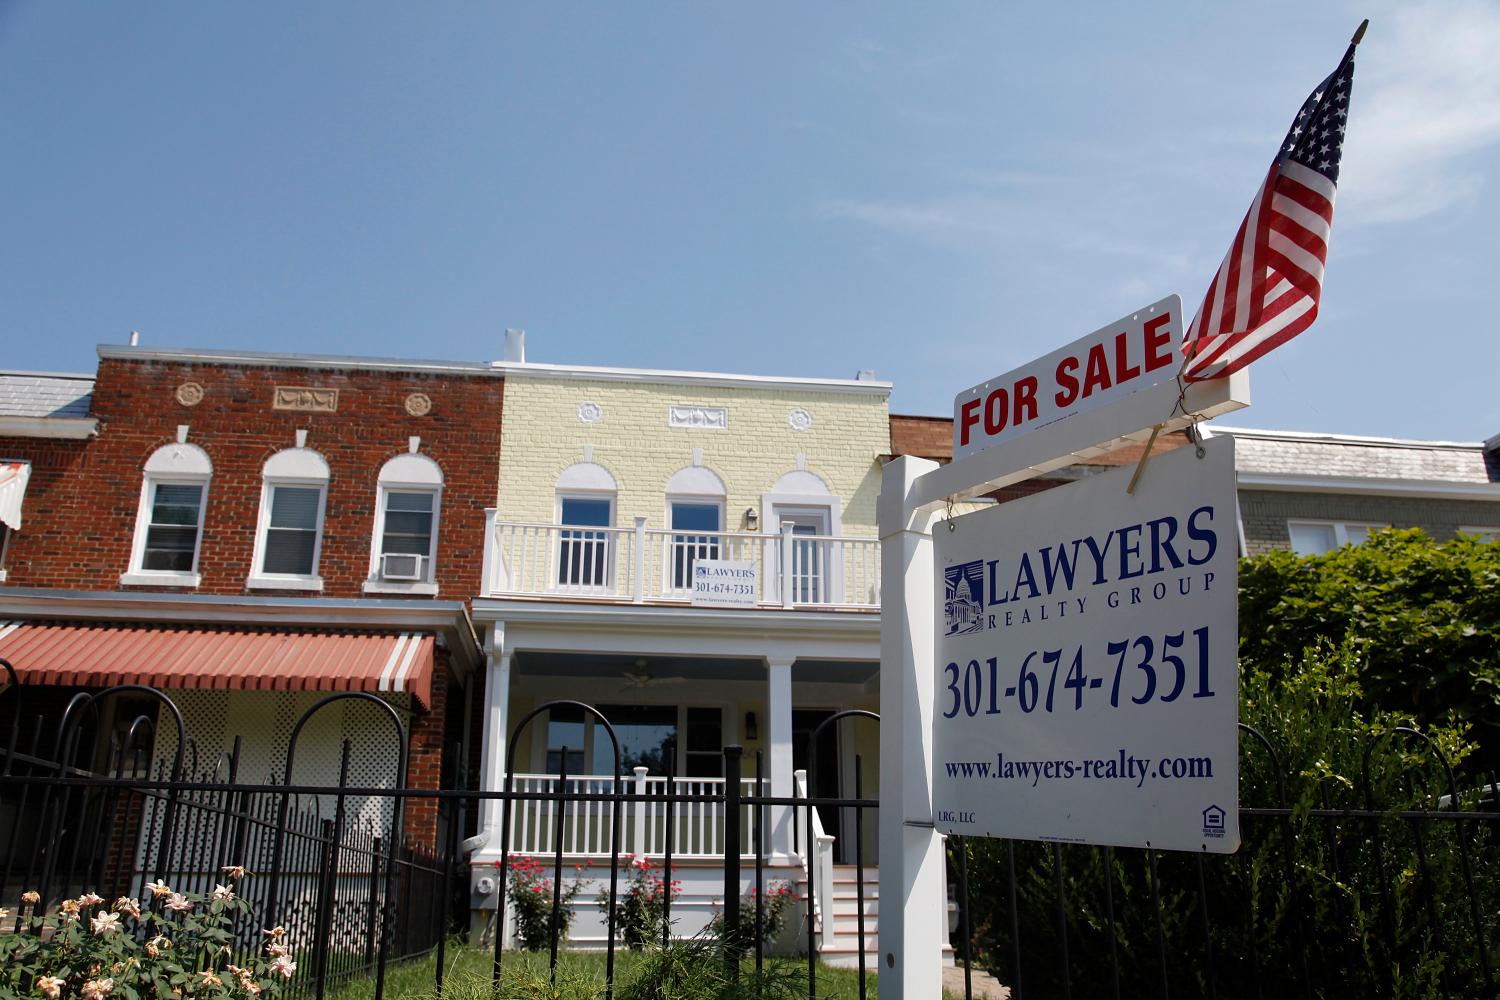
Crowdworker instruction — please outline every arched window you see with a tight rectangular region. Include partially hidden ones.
[249,447,330,589]
[664,465,726,591]
[367,452,444,592]
[122,441,213,587]
[555,461,617,591]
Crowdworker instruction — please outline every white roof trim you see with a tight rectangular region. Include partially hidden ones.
[0,461,31,530]
[0,417,98,440]
[491,360,892,395]
[1211,425,1483,451]
[1237,472,1500,501]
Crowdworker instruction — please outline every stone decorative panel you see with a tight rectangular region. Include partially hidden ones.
[175,382,205,407]
[273,386,339,413]
[788,408,813,432]
[577,401,603,424]
[404,392,432,416]
[668,404,728,430]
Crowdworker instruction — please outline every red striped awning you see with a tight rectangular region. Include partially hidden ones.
[0,621,434,708]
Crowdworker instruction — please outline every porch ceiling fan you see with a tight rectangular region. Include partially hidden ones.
[619,660,687,693]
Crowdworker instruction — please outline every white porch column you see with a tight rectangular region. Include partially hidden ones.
[477,622,512,844]
[877,456,945,999]
[766,655,795,857]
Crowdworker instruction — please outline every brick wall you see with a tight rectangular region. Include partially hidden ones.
[1239,489,1500,555]
[3,358,503,599]
[404,648,450,850]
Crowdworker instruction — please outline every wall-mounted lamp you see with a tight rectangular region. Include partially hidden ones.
[745,711,759,741]
[745,507,759,531]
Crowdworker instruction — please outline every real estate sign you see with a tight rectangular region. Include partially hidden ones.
[931,439,1240,853]
[690,559,758,608]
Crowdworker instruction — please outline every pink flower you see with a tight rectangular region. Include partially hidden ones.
[262,925,287,941]
[113,897,142,919]
[211,883,235,902]
[21,891,40,906]
[269,954,297,980]
[144,880,171,898]
[163,893,193,914]
[198,971,222,988]
[80,978,114,1000]
[91,911,121,936]
[78,892,105,908]
[221,864,247,881]
[36,977,65,999]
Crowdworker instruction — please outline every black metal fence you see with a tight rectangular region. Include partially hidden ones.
[3,677,1499,1000]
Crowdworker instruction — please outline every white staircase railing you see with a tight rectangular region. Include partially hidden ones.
[483,511,880,609]
[794,768,837,950]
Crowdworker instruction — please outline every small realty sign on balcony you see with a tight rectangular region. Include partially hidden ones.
[690,559,758,608]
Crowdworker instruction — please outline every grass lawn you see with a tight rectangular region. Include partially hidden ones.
[327,942,968,999]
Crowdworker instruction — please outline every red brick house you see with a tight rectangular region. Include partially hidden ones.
[0,346,504,849]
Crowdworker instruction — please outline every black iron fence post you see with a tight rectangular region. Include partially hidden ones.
[723,744,743,987]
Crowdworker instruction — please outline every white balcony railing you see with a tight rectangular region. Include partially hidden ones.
[502,770,762,859]
[483,513,880,609]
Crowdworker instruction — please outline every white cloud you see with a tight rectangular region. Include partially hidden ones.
[1340,1,1500,222]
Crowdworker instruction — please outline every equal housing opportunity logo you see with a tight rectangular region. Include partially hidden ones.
[944,559,987,636]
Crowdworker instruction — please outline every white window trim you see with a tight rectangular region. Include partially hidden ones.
[553,491,619,595]
[121,459,211,589]
[248,477,328,591]
[761,489,843,606]
[364,481,444,596]
[1286,519,1389,556]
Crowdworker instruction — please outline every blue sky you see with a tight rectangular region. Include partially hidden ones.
[3,2,1497,438]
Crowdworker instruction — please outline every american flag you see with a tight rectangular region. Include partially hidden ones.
[1181,35,1359,381]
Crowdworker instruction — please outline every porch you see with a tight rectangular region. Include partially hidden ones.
[481,513,881,609]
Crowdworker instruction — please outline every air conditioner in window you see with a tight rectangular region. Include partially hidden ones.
[380,553,426,581]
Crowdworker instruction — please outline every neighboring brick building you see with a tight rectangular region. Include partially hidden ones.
[0,346,506,849]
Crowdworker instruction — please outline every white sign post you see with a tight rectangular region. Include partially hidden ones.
[877,297,1250,999]
[932,440,1240,852]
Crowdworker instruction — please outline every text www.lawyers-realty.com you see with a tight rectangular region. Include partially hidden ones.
[944,750,1214,789]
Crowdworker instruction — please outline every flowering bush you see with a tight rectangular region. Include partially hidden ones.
[0,869,296,1000]
[597,855,681,949]
[504,855,586,951]
[709,879,797,949]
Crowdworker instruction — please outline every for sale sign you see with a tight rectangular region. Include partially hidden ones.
[952,296,1183,461]
[931,438,1239,853]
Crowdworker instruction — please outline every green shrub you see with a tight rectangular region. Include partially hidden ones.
[598,856,680,950]
[1239,528,1500,766]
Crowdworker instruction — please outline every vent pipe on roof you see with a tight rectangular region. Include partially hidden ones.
[504,328,526,364]
[129,330,140,346]
[856,369,876,381]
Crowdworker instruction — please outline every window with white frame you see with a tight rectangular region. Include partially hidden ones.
[1287,520,1388,557]
[122,441,213,587]
[538,703,723,776]
[665,465,725,591]
[249,447,329,589]
[555,461,618,591]
[366,452,443,592]
[763,469,841,605]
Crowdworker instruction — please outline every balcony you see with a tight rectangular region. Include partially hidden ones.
[482,514,880,609]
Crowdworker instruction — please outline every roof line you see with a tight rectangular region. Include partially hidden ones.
[0,369,96,381]
[1209,425,1483,450]
[99,344,500,375]
[489,360,892,393]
